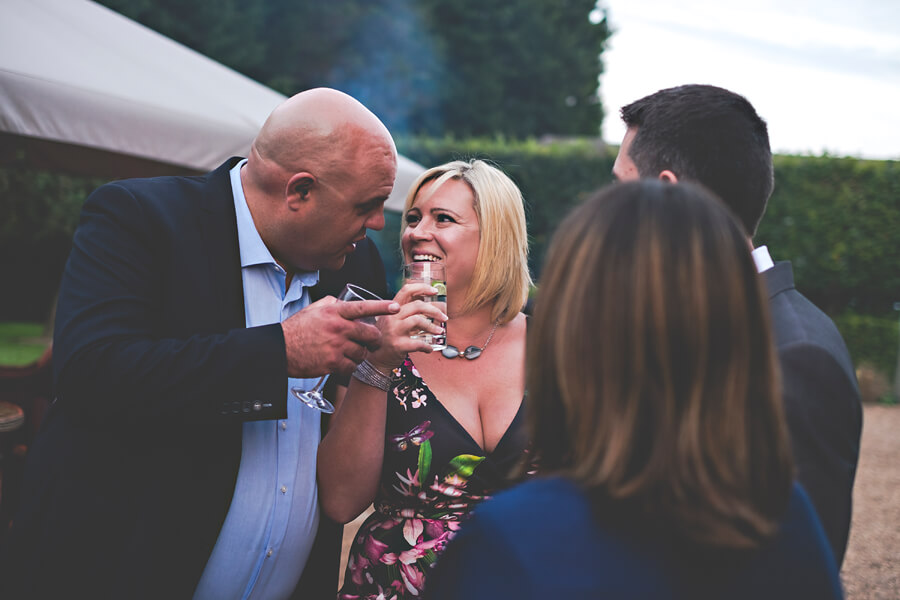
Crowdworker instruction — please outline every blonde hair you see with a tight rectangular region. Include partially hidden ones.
[529,180,792,549]
[403,160,532,324]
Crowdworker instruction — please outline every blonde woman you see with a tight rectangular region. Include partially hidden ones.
[317,160,532,598]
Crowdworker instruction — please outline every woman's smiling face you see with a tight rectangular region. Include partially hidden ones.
[402,178,481,303]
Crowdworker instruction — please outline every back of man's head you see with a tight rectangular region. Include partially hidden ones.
[620,84,774,237]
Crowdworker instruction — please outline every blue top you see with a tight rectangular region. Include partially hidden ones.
[428,478,843,599]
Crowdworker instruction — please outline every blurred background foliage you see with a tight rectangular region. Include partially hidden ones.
[393,136,614,280]
[95,0,610,138]
[4,144,896,378]
[0,0,897,385]
[760,156,900,316]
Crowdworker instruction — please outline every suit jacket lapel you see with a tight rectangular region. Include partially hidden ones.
[763,261,796,300]
[196,158,247,332]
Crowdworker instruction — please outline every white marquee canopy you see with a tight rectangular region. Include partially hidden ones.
[0,0,422,210]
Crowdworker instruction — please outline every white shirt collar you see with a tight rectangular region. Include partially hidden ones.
[751,245,775,273]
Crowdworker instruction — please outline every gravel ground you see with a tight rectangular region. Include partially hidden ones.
[842,403,900,600]
[339,404,900,597]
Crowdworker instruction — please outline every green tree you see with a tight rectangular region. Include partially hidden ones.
[264,0,446,135]
[421,0,610,137]
[97,0,267,81]
[95,0,611,138]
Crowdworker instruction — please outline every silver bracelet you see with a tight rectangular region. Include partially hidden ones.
[352,360,392,391]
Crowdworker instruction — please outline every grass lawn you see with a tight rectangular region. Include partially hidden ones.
[0,322,50,366]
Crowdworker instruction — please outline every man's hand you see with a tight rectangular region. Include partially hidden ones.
[282,296,400,378]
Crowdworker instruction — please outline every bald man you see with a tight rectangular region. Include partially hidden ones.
[1,89,399,599]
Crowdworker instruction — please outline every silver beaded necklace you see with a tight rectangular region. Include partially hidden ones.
[441,320,501,360]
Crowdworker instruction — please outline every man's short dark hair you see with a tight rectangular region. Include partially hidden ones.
[620,84,774,236]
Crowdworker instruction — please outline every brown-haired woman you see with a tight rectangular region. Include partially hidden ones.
[429,180,843,599]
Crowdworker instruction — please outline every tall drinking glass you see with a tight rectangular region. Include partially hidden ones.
[291,283,382,413]
[404,262,447,350]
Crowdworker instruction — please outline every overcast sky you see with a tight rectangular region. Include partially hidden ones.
[597,0,900,159]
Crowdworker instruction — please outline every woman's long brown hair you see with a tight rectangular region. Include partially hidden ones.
[527,180,792,549]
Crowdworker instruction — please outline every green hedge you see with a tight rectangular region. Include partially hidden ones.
[396,139,900,313]
[392,139,900,375]
[0,156,103,321]
[0,321,49,366]
[395,135,616,279]
[759,156,900,315]
[2,139,898,341]
[833,310,899,377]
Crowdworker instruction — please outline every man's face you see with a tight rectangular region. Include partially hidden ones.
[292,149,397,272]
[612,127,641,182]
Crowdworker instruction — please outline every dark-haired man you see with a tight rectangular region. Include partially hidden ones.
[613,84,862,567]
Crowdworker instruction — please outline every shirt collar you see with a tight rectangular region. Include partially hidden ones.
[751,245,775,273]
[230,160,319,287]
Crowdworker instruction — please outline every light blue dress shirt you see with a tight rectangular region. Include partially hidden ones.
[194,160,323,600]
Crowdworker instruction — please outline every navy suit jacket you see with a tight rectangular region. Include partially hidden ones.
[764,261,862,566]
[0,159,387,598]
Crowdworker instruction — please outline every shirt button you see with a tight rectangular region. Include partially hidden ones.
[281,485,287,494]
[280,421,287,431]
[266,549,273,558]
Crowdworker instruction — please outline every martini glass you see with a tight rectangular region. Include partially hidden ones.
[290,283,382,413]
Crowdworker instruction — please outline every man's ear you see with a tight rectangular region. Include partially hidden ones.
[285,172,315,211]
[659,170,679,183]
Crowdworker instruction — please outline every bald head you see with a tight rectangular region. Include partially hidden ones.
[250,88,395,185]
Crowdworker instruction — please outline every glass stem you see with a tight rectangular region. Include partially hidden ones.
[309,375,328,393]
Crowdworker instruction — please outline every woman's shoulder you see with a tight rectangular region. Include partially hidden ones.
[499,310,529,348]
[471,477,590,531]
[443,477,663,596]
[782,482,837,545]
[778,483,842,565]
[490,475,581,500]
[735,482,844,598]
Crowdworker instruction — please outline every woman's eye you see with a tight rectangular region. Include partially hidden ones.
[437,214,456,223]
[405,214,421,225]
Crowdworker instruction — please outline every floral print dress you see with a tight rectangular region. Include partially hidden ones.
[337,356,527,599]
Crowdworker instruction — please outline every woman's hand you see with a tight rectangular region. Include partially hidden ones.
[365,282,448,372]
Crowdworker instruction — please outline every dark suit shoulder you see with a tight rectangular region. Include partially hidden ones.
[764,263,855,376]
[779,341,862,425]
[93,158,239,217]
[768,289,839,343]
